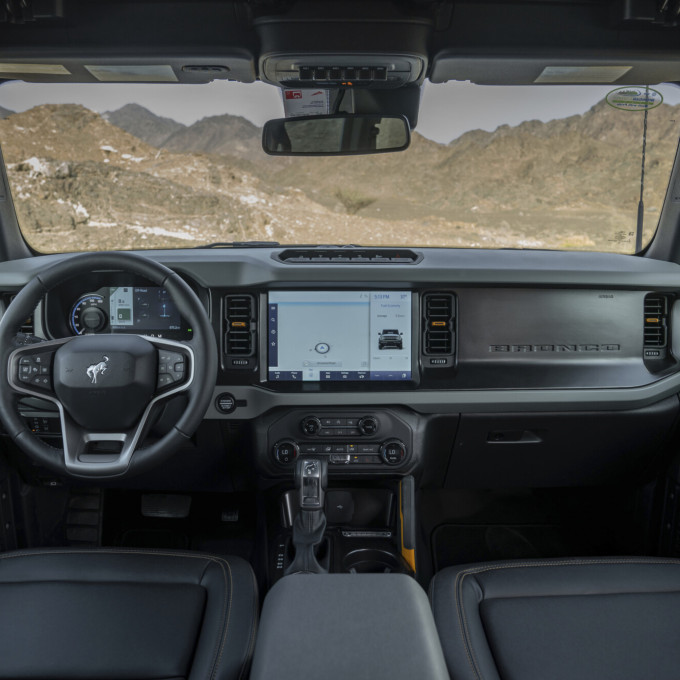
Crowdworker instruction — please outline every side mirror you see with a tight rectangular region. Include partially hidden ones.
[262,114,410,156]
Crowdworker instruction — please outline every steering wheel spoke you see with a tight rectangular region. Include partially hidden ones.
[150,337,194,394]
[9,338,69,399]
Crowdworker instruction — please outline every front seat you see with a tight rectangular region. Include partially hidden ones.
[0,548,258,680]
[430,556,680,680]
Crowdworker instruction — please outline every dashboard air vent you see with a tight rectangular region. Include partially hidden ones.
[8,295,35,334]
[644,294,667,348]
[224,295,256,358]
[276,249,421,264]
[423,293,455,355]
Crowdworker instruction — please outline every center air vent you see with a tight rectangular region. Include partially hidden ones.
[277,249,420,264]
[224,295,257,370]
[644,295,667,348]
[422,293,455,364]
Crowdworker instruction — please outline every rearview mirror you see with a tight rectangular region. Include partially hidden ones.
[262,114,410,156]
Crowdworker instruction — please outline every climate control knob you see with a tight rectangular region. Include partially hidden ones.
[301,416,322,436]
[273,439,299,465]
[380,440,406,466]
[358,416,379,436]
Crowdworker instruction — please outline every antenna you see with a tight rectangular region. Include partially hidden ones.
[635,85,650,253]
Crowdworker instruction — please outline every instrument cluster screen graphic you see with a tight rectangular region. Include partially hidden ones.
[268,291,412,381]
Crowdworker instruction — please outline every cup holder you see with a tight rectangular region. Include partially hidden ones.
[342,548,408,574]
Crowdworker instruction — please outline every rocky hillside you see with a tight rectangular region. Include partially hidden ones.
[107,104,264,162]
[103,103,185,148]
[0,100,676,253]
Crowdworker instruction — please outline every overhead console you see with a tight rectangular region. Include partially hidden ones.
[254,3,431,89]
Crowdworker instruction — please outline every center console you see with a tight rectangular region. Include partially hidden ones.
[250,573,449,680]
[268,408,413,472]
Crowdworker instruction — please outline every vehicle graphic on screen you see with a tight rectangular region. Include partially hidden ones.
[378,329,403,350]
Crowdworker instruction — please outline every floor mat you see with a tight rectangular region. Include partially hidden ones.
[432,523,615,571]
[103,491,256,561]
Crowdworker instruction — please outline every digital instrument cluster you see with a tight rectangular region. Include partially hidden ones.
[69,286,191,340]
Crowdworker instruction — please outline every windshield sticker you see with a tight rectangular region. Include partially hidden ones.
[606,87,663,111]
[0,63,70,75]
[534,65,632,84]
[282,89,330,117]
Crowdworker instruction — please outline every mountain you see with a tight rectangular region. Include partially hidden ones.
[104,105,264,162]
[104,103,185,148]
[0,99,676,254]
[0,106,14,119]
[161,113,263,161]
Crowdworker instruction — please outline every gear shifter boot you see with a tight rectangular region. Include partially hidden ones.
[285,509,328,574]
[285,458,329,575]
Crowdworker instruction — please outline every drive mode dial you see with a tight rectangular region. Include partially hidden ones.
[358,416,379,436]
[301,416,322,435]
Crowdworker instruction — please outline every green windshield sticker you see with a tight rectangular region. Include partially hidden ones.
[606,87,663,111]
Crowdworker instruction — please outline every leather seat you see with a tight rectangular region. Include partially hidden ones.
[430,557,680,680]
[0,548,258,680]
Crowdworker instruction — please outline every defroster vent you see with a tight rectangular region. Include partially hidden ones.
[423,293,455,356]
[224,295,257,369]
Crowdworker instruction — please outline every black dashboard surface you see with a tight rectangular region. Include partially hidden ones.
[2,246,680,417]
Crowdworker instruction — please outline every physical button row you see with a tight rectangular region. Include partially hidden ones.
[298,66,388,82]
[330,454,383,465]
[320,417,359,427]
[300,443,380,455]
[17,352,53,389]
[157,350,186,388]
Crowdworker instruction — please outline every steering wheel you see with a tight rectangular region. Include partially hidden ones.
[0,252,217,479]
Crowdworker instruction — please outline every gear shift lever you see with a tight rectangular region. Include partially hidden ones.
[285,458,328,575]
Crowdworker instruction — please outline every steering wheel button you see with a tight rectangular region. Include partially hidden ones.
[39,366,49,375]
[173,362,185,373]
[19,357,31,365]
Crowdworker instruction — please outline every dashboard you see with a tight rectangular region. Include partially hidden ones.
[2,246,680,485]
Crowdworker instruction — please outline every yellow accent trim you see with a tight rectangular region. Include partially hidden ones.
[402,548,416,573]
[646,318,660,323]
[399,481,416,574]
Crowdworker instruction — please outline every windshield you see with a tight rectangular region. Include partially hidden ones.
[0,80,678,253]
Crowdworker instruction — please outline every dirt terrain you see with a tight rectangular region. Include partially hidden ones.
[0,99,676,253]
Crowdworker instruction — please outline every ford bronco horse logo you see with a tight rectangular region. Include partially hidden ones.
[86,356,109,384]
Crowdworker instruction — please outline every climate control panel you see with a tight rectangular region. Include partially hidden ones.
[267,410,413,473]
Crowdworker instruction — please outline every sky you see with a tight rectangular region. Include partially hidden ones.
[2,79,680,144]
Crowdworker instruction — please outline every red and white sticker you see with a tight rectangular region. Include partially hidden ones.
[282,89,330,117]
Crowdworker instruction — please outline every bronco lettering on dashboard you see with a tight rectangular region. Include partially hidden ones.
[489,344,621,352]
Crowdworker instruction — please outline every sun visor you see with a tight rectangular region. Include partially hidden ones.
[0,55,255,84]
[430,51,680,85]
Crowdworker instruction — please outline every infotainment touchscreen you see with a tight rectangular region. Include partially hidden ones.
[268,291,412,381]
